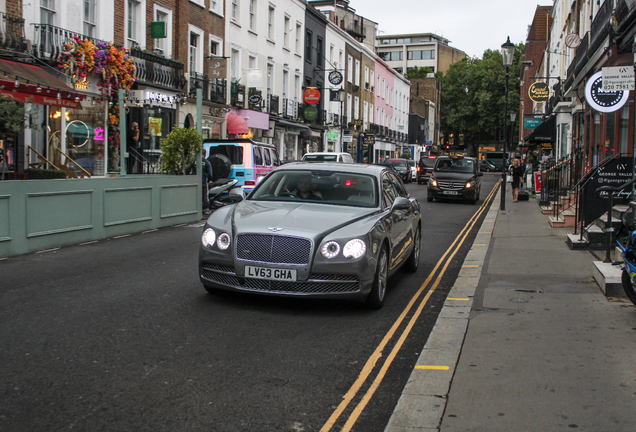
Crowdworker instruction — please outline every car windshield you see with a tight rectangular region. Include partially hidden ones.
[434,158,475,173]
[249,170,378,207]
[388,160,407,167]
[303,154,338,162]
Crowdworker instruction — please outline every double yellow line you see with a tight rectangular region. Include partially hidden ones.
[320,181,500,432]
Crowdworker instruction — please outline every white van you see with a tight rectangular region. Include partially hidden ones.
[301,152,354,163]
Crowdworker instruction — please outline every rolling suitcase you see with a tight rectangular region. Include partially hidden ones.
[517,188,530,201]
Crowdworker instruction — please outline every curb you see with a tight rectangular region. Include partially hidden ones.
[384,190,500,432]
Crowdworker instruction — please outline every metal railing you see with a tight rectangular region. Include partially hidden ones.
[132,48,185,91]
[590,0,612,55]
[231,83,245,107]
[0,12,26,51]
[32,23,97,63]
[267,94,279,115]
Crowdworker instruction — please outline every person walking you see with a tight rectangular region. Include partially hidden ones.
[127,122,140,174]
[509,158,524,202]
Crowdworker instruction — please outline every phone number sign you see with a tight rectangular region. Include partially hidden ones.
[602,66,635,91]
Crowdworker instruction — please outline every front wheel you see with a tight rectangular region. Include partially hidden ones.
[621,269,636,306]
[403,226,420,272]
[365,246,388,309]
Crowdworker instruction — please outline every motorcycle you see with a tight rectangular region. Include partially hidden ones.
[207,178,245,214]
[615,200,636,306]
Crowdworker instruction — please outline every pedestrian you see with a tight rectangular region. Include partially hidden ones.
[509,158,524,202]
[127,122,140,174]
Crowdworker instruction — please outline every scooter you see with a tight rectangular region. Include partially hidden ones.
[614,200,636,306]
[207,178,245,213]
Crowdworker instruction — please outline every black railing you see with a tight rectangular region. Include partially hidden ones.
[573,32,589,77]
[590,0,612,55]
[189,72,208,97]
[267,94,279,115]
[282,98,296,119]
[131,48,186,91]
[209,78,227,104]
[0,13,26,51]
[616,0,636,28]
[231,83,245,107]
[32,23,97,63]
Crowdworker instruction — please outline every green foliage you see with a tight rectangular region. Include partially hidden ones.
[399,153,412,159]
[0,93,26,135]
[159,127,202,175]
[405,66,434,79]
[437,43,524,154]
[24,168,67,179]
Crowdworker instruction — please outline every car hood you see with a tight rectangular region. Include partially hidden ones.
[231,200,377,237]
[431,171,476,181]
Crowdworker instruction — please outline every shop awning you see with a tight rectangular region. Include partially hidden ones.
[275,119,310,130]
[226,113,250,134]
[523,115,555,144]
[0,59,84,109]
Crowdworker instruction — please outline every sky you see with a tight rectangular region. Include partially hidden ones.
[349,0,551,58]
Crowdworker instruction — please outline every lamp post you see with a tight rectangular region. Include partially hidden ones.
[510,110,516,154]
[500,36,515,211]
[339,88,346,153]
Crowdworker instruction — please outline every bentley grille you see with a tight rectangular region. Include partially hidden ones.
[236,234,312,265]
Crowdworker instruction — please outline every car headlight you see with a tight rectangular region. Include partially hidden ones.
[465,181,473,189]
[343,239,366,259]
[321,241,340,259]
[202,228,216,248]
[431,179,438,187]
[217,233,231,250]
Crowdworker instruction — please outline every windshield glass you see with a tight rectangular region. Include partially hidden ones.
[249,170,378,207]
[434,158,475,173]
[388,160,407,167]
[303,154,338,162]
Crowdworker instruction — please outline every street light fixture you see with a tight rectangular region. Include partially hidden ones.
[339,88,346,153]
[500,36,515,211]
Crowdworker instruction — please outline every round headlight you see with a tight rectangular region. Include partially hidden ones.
[217,233,231,250]
[321,241,340,259]
[343,239,366,259]
[202,228,216,248]
[465,181,472,188]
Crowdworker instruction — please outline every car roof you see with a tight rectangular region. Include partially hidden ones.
[303,152,350,156]
[277,162,387,175]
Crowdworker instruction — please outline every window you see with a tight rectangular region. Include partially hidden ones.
[268,5,275,40]
[329,44,334,65]
[295,23,302,54]
[127,0,138,44]
[619,105,629,154]
[83,0,96,37]
[355,60,360,86]
[347,55,353,82]
[231,47,241,81]
[364,66,369,89]
[249,0,256,31]
[316,37,323,65]
[354,96,359,120]
[188,27,203,74]
[267,62,274,96]
[154,5,173,58]
[295,74,300,101]
[369,104,373,124]
[210,0,222,15]
[347,94,352,121]
[305,30,312,62]
[209,35,222,58]
[41,0,55,25]
[126,0,145,48]
[231,0,239,22]
[339,50,343,69]
[248,54,257,69]
[370,70,374,92]
[282,69,289,99]
[284,15,290,48]
[363,100,368,130]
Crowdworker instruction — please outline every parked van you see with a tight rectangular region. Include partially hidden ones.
[301,152,354,163]
[203,139,280,193]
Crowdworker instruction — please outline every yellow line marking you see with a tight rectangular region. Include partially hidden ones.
[447,298,470,301]
[473,244,486,246]
[328,184,500,432]
[478,231,491,234]
[462,264,479,268]
[414,365,450,370]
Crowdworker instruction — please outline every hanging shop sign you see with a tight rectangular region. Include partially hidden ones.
[328,70,343,85]
[585,71,630,113]
[360,133,375,145]
[528,82,549,102]
[524,118,542,129]
[565,33,581,49]
[303,88,321,104]
[601,66,635,92]
[303,105,318,121]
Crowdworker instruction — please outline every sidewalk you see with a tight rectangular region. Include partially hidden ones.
[386,190,636,432]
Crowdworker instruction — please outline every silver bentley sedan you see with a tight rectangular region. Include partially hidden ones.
[198,163,421,309]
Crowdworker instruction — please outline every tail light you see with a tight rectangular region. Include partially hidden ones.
[245,180,256,186]
[417,166,421,172]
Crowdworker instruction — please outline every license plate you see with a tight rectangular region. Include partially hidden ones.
[443,190,459,195]
[245,266,297,281]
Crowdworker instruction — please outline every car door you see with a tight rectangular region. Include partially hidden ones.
[382,171,413,270]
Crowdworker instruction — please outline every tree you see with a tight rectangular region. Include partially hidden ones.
[0,93,27,179]
[405,66,434,79]
[437,44,524,157]
[159,127,202,175]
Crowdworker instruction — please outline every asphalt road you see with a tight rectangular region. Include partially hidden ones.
[0,173,500,432]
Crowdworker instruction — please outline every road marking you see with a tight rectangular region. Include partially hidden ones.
[462,264,479,268]
[143,229,159,234]
[447,298,470,301]
[113,234,131,239]
[322,182,499,432]
[478,231,491,234]
[473,244,486,246]
[414,365,450,370]
[36,247,60,254]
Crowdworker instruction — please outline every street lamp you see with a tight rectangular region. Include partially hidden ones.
[500,36,515,211]
[339,88,346,153]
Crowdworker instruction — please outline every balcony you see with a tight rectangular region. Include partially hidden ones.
[282,98,296,119]
[267,94,279,115]
[231,82,245,107]
[209,78,227,105]
[132,48,186,92]
[189,73,227,105]
[0,13,27,52]
[615,0,636,51]
[328,113,341,127]
[32,23,95,63]
[589,0,612,55]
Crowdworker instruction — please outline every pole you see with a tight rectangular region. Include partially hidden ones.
[500,65,509,211]
[632,37,636,201]
[119,88,126,175]
[196,87,203,217]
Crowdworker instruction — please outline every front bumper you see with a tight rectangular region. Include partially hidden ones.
[428,184,477,200]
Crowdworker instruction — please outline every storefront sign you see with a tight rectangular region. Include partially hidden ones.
[246,69,263,87]
[94,127,105,141]
[150,21,167,38]
[528,82,549,102]
[209,59,227,78]
[146,91,177,104]
[601,66,635,91]
[360,134,375,145]
[585,71,630,113]
[0,90,82,109]
[303,105,318,121]
[541,142,553,152]
[343,135,353,142]
[248,94,262,106]
[285,99,294,117]
[524,118,542,129]
[73,77,89,90]
[328,70,343,85]
[303,88,321,104]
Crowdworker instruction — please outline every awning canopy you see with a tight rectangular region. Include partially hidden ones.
[0,59,84,109]
[523,115,555,144]
[275,119,310,130]
[226,113,249,134]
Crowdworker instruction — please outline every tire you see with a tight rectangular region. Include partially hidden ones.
[208,153,232,181]
[427,195,434,202]
[365,246,388,309]
[621,269,636,306]
[403,226,420,272]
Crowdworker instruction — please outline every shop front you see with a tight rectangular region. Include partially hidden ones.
[274,119,310,161]
[228,108,269,142]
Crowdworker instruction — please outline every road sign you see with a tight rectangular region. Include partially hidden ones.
[303,88,321,104]
[524,118,542,129]
[602,66,635,91]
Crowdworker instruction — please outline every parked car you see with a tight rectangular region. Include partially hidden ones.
[384,158,411,183]
[301,152,354,163]
[199,163,422,309]
[407,159,417,182]
[479,160,497,172]
[203,139,280,194]
[418,156,437,184]
[427,155,483,204]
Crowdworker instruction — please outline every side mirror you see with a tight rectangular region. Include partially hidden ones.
[392,196,411,210]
